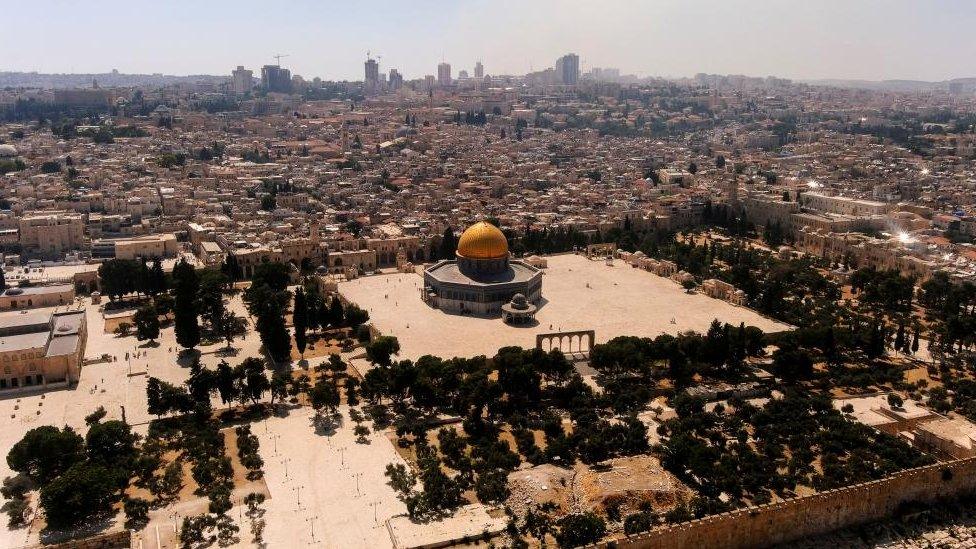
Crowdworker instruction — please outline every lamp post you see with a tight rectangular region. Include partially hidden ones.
[305,514,319,543]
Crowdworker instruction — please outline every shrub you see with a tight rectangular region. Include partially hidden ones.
[623,511,653,535]
[556,513,607,548]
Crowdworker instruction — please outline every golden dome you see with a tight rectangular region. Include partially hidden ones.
[456,221,508,259]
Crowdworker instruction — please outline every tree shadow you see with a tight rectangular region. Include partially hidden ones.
[138,340,161,349]
[212,347,240,358]
[39,514,114,545]
[176,349,201,367]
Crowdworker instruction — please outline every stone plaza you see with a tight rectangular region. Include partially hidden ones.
[341,253,791,361]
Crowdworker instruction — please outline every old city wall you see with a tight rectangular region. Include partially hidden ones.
[19,531,131,549]
[590,457,976,549]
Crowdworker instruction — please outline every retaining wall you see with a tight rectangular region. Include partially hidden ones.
[19,530,130,549]
[590,457,976,549]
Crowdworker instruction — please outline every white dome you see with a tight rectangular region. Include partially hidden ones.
[0,144,17,158]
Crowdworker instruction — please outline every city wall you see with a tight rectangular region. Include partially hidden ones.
[588,457,976,549]
[19,530,131,549]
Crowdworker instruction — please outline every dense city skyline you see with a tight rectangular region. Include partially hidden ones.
[3,0,976,82]
[6,3,976,548]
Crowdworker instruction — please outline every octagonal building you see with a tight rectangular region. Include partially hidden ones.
[423,221,542,316]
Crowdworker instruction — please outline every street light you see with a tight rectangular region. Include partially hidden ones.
[305,514,319,543]
[370,500,381,524]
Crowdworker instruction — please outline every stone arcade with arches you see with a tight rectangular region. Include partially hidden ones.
[536,330,596,355]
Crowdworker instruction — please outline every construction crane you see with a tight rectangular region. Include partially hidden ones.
[273,53,289,67]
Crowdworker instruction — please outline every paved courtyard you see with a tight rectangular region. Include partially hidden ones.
[0,291,272,548]
[340,253,791,361]
[255,406,408,549]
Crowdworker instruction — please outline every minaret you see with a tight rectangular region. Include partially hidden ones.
[310,220,321,244]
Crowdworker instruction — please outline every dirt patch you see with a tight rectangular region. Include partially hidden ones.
[506,456,693,524]
[290,333,348,361]
[506,464,576,517]
[576,455,693,516]
[103,313,135,334]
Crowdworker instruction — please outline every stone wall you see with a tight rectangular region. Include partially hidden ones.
[590,457,976,549]
[19,530,131,549]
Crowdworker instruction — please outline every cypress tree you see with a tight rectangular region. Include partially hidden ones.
[439,227,457,260]
[293,288,308,358]
[150,259,166,295]
[328,295,344,328]
[895,323,906,353]
[173,259,200,351]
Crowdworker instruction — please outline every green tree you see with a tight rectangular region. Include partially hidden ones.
[556,513,607,548]
[309,378,340,415]
[41,462,119,529]
[438,227,457,260]
[271,370,291,404]
[133,304,160,343]
[124,497,150,527]
[328,295,344,327]
[150,258,167,295]
[198,269,229,332]
[215,360,239,407]
[172,259,201,351]
[250,262,291,291]
[219,310,248,350]
[293,287,308,357]
[6,426,85,484]
[85,420,139,471]
[623,511,653,535]
[344,304,369,328]
[238,358,270,404]
[366,336,400,367]
[97,259,139,301]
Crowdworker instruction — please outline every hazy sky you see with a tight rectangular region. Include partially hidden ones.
[3,0,975,81]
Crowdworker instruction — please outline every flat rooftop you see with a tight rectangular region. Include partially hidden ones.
[833,394,936,428]
[1,283,73,297]
[341,254,791,361]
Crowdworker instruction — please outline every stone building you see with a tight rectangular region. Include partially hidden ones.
[0,284,75,311]
[0,309,87,391]
[18,212,86,259]
[423,221,542,315]
[701,278,748,306]
[91,233,180,260]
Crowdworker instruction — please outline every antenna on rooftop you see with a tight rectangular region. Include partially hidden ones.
[273,53,289,67]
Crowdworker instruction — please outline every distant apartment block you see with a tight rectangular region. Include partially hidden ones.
[18,212,86,258]
[231,66,253,94]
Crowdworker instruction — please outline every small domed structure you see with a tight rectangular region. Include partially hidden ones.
[0,144,18,158]
[502,293,537,324]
